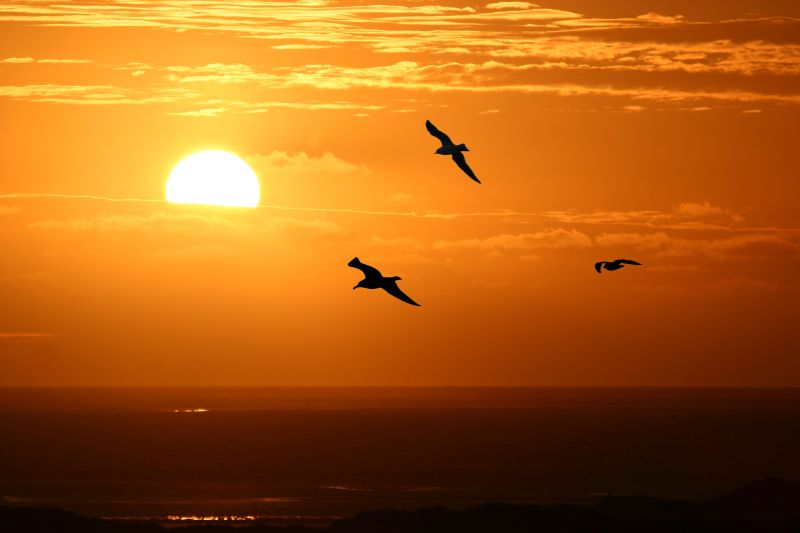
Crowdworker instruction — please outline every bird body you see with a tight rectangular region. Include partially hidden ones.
[435,143,468,156]
[595,259,642,273]
[425,120,480,183]
[348,257,420,306]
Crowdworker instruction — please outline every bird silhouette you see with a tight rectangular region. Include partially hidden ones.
[425,120,480,184]
[595,259,642,273]
[348,257,420,306]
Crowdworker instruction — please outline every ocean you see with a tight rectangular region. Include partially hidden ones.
[1,387,799,524]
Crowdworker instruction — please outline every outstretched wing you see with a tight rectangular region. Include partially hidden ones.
[382,279,421,306]
[425,120,452,145]
[452,152,480,183]
[594,262,605,273]
[615,259,642,266]
[348,257,382,279]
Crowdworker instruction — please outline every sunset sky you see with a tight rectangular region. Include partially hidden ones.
[1,0,799,386]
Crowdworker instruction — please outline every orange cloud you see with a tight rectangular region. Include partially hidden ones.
[0,332,53,342]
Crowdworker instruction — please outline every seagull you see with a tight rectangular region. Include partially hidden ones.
[595,259,642,273]
[425,120,480,184]
[348,257,421,306]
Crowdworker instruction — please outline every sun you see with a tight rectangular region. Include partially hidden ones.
[166,150,260,207]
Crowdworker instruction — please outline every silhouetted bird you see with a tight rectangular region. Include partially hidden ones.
[348,257,420,306]
[595,259,642,273]
[425,120,480,184]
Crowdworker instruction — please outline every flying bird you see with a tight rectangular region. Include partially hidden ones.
[348,257,421,306]
[425,120,480,184]
[595,259,642,273]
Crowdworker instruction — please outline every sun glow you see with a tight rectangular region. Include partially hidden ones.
[166,151,260,207]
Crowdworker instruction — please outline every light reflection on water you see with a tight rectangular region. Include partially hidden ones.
[165,515,255,521]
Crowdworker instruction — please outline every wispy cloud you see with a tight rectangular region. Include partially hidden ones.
[153,60,800,109]
[2,3,798,112]
[0,84,198,106]
[595,231,800,259]
[433,229,592,251]
[2,57,92,64]
[0,332,53,343]
[0,193,165,204]
[4,193,798,235]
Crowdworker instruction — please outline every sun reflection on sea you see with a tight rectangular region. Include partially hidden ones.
[166,515,255,522]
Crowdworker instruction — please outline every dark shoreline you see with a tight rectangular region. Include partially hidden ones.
[3,478,800,532]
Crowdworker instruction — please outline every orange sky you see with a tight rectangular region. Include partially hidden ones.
[1,1,799,386]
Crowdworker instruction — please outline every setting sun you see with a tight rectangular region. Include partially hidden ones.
[166,151,260,207]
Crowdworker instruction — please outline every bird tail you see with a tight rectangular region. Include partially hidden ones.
[456,143,468,152]
[389,276,402,281]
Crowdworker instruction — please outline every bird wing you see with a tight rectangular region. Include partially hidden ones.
[382,279,421,306]
[425,120,452,146]
[452,152,480,183]
[615,259,642,266]
[594,262,605,273]
[348,257,382,279]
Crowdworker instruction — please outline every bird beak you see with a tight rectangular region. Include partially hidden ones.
[352,285,358,290]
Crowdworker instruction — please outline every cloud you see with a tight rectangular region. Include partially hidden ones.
[168,107,226,117]
[166,63,261,84]
[674,201,728,218]
[193,60,798,107]
[0,192,164,204]
[486,2,537,10]
[594,231,673,250]
[0,84,198,106]
[273,44,334,50]
[28,210,343,237]
[3,5,799,115]
[37,58,92,64]
[7,194,792,241]
[1,57,34,63]
[241,101,383,113]
[28,211,244,233]
[542,202,749,230]
[246,151,368,179]
[636,12,685,25]
[595,231,800,259]
[0,332,53,343]
[433,229,592,251]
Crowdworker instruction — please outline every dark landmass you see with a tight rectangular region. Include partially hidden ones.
[2,479,800,533]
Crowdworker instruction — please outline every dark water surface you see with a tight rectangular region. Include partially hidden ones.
[1,387,799,523]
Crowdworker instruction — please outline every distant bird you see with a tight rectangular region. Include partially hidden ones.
[348,257,420,306]
[595,259,642,273]
[425,120,480,184]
